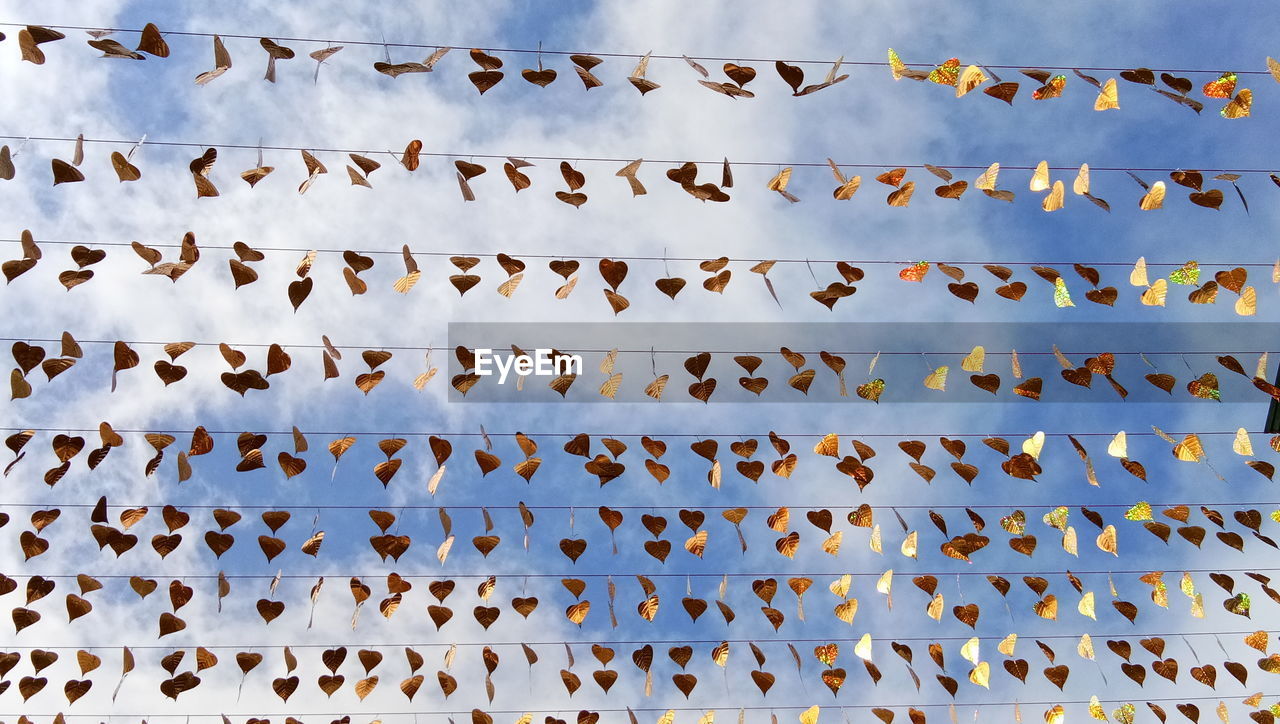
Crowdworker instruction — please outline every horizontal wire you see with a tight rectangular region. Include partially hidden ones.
[2,337,1274,357]
[2,630,1266,650]
[0,426,1259,439]
[2,694,1267,716]
[15,568,1280,580]
[4,238,1278,269]
[0,21,1272,76]
[2,134,1277,174]
[6,502,1276,511]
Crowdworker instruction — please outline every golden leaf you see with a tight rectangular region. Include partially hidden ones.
[956,65,988,96]
[813,433,840,458]
[1021,431,1045,460]
[829,574,852,599]
[1062,527,1078,556]
[1094,78,1120,110]
[1029,161,1050,192]
[1073,164,1091,195]
[1141,278,1168,306]
[435,536,455,564]
[969,661,990,688]
[923,366,948,391]
[1042,180,1065,212]
[1235,285,1257,316]
[644,375,668,400]
[1138,181,1166,210]
[926,594,944,621]
[1078,591,1097,619]
[997,634,1017,656]
[565,600,591,625]
[901,530,918,559]
[960,346,985,372]
[1232,428,1253,456]
[1172,434,1204,462]
[1033,595,1059,620]
[684,530,708,558]
[599,372,623,399]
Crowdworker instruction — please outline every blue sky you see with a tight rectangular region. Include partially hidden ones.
[1,1,1279,721]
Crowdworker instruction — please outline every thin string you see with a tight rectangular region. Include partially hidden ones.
[6,501,1276,511]
[3,238,1275,268]
[1,135,1277,174]
[1,337,1273,356]
[0,694,1260,716]
[0,629,1264,649]
[0,21,1270,75]
[13,568,1279,579]
[0,426,1261,438]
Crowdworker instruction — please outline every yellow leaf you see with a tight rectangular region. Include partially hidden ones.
[1022,431,1045,460]
[435,535,455,564]
[1106,431,1127,458]
[926,593,944,621]
[900,531,918,559]
[1235,285,1257,316]
[598,372,623,399]
[1029,161,1050,192]
[555,275,578,299]
[960,346,985,372]
[1233,428,1253,456]
[1078,591,1096,620]
[1088,696,1108,721]
[923,366,948,391]
[829,574,851,599]
[684,530,708,558]
[813,433,840,457]
[1094,78,1119,110]
[1190,592,1204,618]
[497,272,524,298]
[975,163,1000,191]
[997,634,1017,656]
[854,633,873,661]
[833,599,858,624]
[1129,257,1149,287]
[599,348,618,374]
[1139,181,1166,210]
[1077,633,1096,660]
[767,167,792,192]
[1034,595,1059,620]
[875,570,893,595]
[1140,278,1167,306]
[1096,525,1118,555]
[969,661,990,689]
[644,375,669,400]
[955,65,988,97]
[1062,527,1078,556]
[1042,180,1065,212]
[1073,164,1090,195]
[1173,433,1204,462]
[427,465,446,495]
